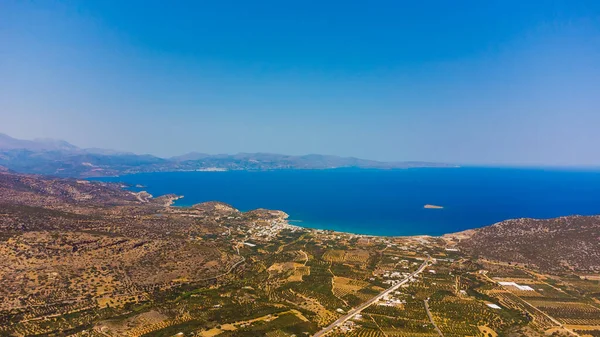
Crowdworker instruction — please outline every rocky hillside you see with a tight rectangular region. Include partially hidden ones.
[0,171,291,321]
[450,216,600,273]
[0,171,139,208]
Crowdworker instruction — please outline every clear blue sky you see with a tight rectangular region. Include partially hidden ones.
[1,1,599,165]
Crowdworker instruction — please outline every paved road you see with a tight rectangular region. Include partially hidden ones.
[195,255,246,283]
[313,257,431,337]
[424,299,444,337]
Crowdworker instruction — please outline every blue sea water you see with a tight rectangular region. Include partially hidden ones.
[94,167,600,236]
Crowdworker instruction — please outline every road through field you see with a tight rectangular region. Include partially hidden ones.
[424,298,444,337]
[313,257,431,337]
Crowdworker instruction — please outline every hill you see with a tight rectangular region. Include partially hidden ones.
[448,215,600,273]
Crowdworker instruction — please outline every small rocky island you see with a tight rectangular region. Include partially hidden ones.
[424,204,444,209]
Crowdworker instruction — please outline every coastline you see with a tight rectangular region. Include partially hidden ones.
[164,199,444,239]
[93,168,600,237]
[83,165,462,179]
[125,184,598,238]
[148,195,596,241]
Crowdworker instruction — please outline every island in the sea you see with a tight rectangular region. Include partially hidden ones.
[424,204,444,209]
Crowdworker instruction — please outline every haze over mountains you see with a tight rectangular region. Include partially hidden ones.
[0,133,454,177]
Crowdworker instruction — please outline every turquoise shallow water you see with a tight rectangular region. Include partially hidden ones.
[95,167,600,236]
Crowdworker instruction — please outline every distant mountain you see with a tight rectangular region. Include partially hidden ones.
[0,134,168,177]
[0,133,457,177]
[84,148,137,156]
[0,133,79,152]
[170,152,212,162]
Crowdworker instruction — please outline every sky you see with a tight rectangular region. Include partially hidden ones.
[1,1,599,165]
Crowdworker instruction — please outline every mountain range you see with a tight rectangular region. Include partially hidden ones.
[0,133,456,177]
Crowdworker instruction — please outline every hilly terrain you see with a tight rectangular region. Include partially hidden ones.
[1,171,600,336]
[447,216,600,273]
[0,133,455,177]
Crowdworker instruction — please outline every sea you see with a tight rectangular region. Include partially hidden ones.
[94,167,600,236]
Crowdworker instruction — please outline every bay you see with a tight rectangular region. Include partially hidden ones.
[95,167,600,236]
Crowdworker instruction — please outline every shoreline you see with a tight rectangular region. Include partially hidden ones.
[82,166,464,179]
[81,165,600,180]
[155,195,444,238]
[89,171,600,239]
[154,193,592,240]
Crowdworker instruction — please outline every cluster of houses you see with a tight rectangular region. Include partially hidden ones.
[377,291,407,307]
[244,219,302,241]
